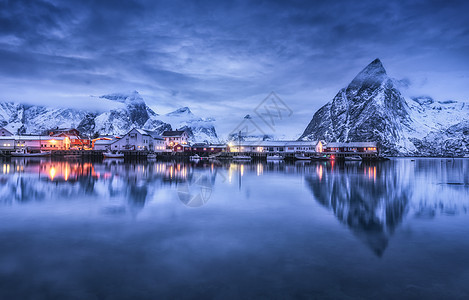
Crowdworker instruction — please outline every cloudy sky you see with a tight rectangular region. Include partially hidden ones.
[1,0,468,138]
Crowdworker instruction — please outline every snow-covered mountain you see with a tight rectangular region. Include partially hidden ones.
[0,91,219,143]
[299,59,469,156]
[149,106,219,143]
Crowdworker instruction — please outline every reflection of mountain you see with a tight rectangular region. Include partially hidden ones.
[305,161,412,256]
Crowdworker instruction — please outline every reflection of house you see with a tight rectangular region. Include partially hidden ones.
[108,128,165,152]
[162,130,189,149]
[229,140,324,153]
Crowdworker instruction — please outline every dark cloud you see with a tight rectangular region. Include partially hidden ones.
[0,0,468,137]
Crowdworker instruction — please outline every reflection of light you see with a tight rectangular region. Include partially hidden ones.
[228,164,234,183]
[374,166,376,181]
[64,165,69,181]
[2,164,5,174]
[257,163,263,176]
[240,164,244,177]
[49,167,56,181]
[317,165,323,181]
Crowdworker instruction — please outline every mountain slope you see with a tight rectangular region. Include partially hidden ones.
[155,107,219,143]
[300,59,469,156]
[0,91,219,143]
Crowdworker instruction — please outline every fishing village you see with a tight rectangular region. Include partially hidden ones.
[0,126,382,162]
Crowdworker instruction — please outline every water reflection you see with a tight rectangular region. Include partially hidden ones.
[1,158,468,250]
[306,161,411,256]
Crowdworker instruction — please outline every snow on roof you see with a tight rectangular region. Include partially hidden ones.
[326,142,377,148]
[133,128,164,140]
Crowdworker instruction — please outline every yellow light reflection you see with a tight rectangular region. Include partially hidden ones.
[49,167,56,181]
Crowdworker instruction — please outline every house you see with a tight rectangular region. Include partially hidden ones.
[324,142,379,158]
[162,130,189,149]
[191,143,227,155]
[0,135,70,151]
[107,128,166,152]
[0,128,13,137]
[0,136,15,150]
[93,139,117,151]
[228,140,324,153]
[49,128,90,149]
[173,143,192,153]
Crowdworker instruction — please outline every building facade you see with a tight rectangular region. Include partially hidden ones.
[108,128,166,152]
[229,140,324,153]
[162,130,189,149]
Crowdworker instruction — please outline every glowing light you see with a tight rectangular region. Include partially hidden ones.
[257,163,263,176]
[64,165,69,181]
[240,164,244,177]
[49,167,56,181]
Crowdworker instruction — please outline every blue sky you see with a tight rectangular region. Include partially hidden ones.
[0,0,468,138]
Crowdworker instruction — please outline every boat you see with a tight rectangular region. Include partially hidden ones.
[11,148,51,157]
[344,155,362,161]
[266,154,283,161]
[314,155,335,161]
[103,151,124,159]
[232,155,252,161]
[294,154,311,160]
[147,153,157,159]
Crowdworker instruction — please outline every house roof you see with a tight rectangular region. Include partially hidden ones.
[326,142,377,148]
[133,128,164,140]
[94,139,115,145]
[192,143,226,148]
[162,130,186,137]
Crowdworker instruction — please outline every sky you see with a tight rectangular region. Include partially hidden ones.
[0,0,468,138]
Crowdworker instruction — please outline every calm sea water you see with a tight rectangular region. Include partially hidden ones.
[0,158,468,299]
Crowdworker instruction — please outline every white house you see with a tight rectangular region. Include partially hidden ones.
[93,139,116,151]
[107,128,166,152]
[162,130,189,149]
[228,140,324,153]
[0,128,13,137]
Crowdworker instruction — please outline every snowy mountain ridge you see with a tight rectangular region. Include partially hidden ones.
[300,59,469,156]
[0,91,219,143]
